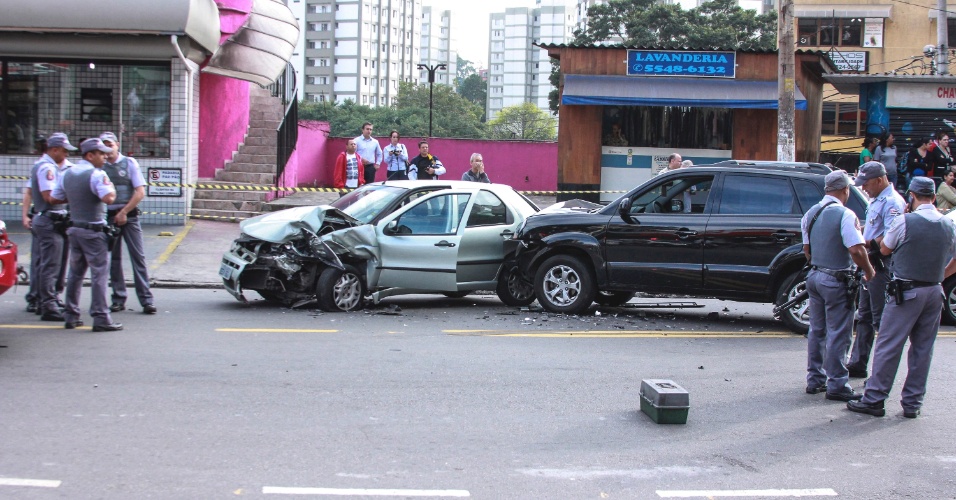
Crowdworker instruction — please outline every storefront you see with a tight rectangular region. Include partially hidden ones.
[542,45,834,201]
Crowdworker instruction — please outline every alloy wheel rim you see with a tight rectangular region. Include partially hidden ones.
[543,265,581,306]
[334,273,362,310]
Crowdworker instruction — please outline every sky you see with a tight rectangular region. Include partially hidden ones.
[425,0,705,69]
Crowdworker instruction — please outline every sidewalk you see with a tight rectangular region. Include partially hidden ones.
[3,190,558,294]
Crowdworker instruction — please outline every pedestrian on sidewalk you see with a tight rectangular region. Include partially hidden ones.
[51,138,122,332]
[100,132,156,315]
[333,139,364,194]
[407,140,445,181]
[461,153,490,183]
[382,130,409,181]
[354,122,382,184]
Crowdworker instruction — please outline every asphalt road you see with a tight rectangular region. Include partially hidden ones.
[1,289,955,499]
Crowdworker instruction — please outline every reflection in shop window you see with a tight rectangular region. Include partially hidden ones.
[601,106,733,150]
[0,60,170,157]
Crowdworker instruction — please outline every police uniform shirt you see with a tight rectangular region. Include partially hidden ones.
[106,153,146,210]
[884,204,956,264]
[863,184,905,241]
[801,194,865,249]
[34,154,70,213]
[52,160,115,209]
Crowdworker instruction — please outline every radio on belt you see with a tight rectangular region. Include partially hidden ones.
[640,379,689,424]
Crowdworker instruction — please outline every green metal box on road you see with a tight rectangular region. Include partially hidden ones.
[640,379,689,424]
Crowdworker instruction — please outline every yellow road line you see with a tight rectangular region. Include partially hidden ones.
[0,324,89,330]
[215,328,338,333]
[151,220,194,271]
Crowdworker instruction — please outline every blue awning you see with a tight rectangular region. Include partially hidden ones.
[562,74,807,110]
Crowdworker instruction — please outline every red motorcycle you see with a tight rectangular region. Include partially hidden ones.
[0,219,18,296]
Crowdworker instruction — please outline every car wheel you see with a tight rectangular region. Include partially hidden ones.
[594,291,634,307]
[776,271,810,335]
[496,267,536,306]
[442,291,470,298]
[317,265,366,312]
[534,255,595,314]
[942,277,956,325]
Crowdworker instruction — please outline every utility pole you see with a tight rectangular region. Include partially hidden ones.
[777,0,795,161]
[939,0,949,75]
[417,63,447,138]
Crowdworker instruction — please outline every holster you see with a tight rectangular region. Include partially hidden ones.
[887,280,905,305]
[103,224,122,252]
[867,240,886,272]
[43,211,72,236]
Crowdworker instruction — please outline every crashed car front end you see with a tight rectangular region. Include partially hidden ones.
[220,206,359,303]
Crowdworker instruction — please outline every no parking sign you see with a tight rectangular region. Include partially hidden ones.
[146,168,182,197]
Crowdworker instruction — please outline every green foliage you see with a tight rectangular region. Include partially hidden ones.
[300,81,487,139]
[575,0,777,50]
[487,102,557,141]
[457,74,487,119]
[456,55,477,86]
[548,59,561,115]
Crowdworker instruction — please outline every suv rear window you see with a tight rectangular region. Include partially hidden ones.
[717,175,798,215]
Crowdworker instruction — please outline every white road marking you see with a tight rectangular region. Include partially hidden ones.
[657,489,837,498]
[0,478,61,488]
[263,486,470,497]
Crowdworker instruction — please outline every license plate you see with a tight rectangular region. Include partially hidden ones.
[219,262,233,280]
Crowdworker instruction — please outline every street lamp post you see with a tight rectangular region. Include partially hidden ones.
[417,63,446,138]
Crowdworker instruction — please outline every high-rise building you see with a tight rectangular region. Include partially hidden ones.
[300,0,423,106]
[420,6,457,86]
[486,0,575,121]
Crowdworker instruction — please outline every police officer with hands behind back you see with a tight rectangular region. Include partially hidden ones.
[802,170,876,402]
[846,161,905,379]
[50,138,123,332]
[100,132,156,314]
[847,177,956,418]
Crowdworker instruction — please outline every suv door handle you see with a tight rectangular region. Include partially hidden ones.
[675,229,698,239]
[435,240,457,248]
[772,231,796,241]
[500,229,514,238]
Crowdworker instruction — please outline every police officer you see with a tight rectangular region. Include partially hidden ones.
[100,132,156,314]
[28,132,77,321]
[846,161,905,379]
[847,177,956,418]
[51,138,123,332]
[801,170,875,401]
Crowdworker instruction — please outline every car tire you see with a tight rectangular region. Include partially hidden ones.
[776,271,810,335]
[942,277,956,326]
[442,291,470,298]
[496,267,536,307]
[317,265,366,312]
[534,255,596,314]
[594,291,634,307]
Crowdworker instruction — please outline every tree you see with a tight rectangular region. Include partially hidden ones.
[457,73,487,119]
[456,55,477,87]
[575,0,776,50]
[487,102,557,141]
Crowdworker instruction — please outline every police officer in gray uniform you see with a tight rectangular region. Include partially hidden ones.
[801,170,876,401]
[100,132,156,314]
[847,177,956,418]
[51,138,123,332]
[29,132,77,321]
[846,161,906,378]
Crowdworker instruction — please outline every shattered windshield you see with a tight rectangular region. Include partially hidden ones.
[331,185,409,224]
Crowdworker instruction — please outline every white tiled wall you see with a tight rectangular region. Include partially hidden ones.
[0,57,201,226]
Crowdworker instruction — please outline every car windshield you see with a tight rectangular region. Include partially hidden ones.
[330,184,409,223]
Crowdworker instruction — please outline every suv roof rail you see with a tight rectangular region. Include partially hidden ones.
[702,160,833,175]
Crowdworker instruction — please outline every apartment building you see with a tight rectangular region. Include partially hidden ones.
[300,0,422,106]
[487,0,575,121]
[420,6,456,86]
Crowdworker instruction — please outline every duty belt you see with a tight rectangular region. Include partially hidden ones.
[72,222,106,230]
[898,280,940,291]
[811,266,853,281]
[39,210,68,221]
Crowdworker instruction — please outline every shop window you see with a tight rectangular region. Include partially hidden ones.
[798,18,862,47]
[0,60,171,157]
[822,102,865,136]
[601,106,733,150]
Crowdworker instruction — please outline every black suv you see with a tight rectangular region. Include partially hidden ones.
[511,163,868,334]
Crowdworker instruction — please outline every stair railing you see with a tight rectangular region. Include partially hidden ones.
[268,62,298,191]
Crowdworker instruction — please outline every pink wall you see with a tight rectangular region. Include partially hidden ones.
[197,0,252,179]
[288,124,558,191]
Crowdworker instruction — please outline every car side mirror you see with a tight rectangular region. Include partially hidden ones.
[619,198,637,224]
[384,220,399,235]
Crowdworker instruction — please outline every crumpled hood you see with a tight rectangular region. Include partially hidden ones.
[238,205,359,243]
[538,199,604,214]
